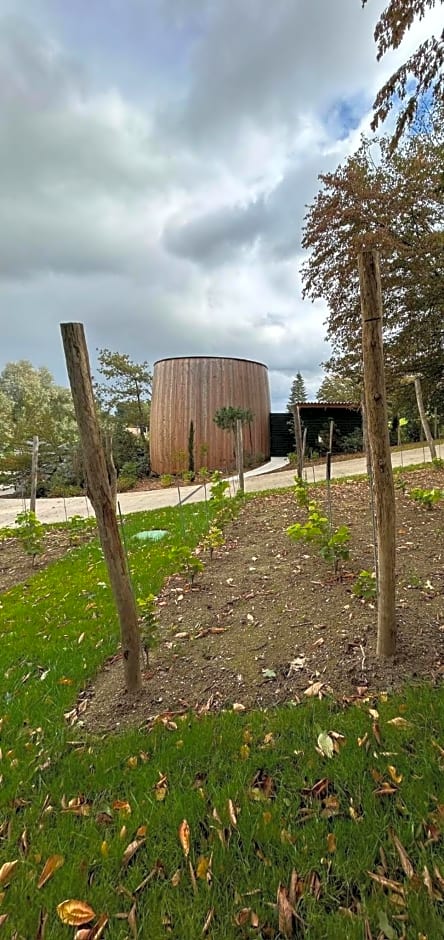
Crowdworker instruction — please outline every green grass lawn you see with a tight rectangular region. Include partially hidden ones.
[0,498,443,939]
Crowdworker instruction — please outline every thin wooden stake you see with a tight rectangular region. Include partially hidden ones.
[293,406,304,480]
[30,436,39,515]
[236,419,245,494]
[60,322,142,692]
[358,250,396,658]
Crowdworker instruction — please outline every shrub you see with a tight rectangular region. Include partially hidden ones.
[409,487,443,510]
[117,475,137,493]
[352,569,377,600]
[160,474,174,488]
[181,470,195,483]
[14,510,44,565]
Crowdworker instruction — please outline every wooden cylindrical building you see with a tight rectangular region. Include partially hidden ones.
[150,356,271,475]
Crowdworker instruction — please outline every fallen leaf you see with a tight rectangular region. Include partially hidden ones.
[35,908,48,940]
[178,820,190,858]
[367,872,405,894]
[154,773,168,801]
[232,703,246,712]
[201,908,214,935]
[0,860,18,886]
[37,854,64,889]
[56,900,96,926]
[389,830,414,879]
[227,799,237,827]
[304,681,324,698]
[128,903,137,939]
[372,722,382,746]
[387,717,411,729]
[326,833,337,853]
[112,800,131,815]
[122,838,145,867]
[388,765,403,784]
[317,732,334,759]
[277,884,297,938]
[377,910,397,939]
[196,856,212,882]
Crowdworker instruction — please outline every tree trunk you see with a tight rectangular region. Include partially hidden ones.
[60,322,142,692]
[30,436,39,515]
[413,376,436,460]
[236,419,245,494]
[358,250,396,658]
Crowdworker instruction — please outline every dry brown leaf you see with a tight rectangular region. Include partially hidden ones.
[112,800,131,815]
[303,681,324,698]
[387,717,411,729]
[372,722,382,746]
[433,865,444,891]
[277,884,296,938]
[122,838,145,867]
[389,830,414,879]
[189,860,198,896]
[128,903,137,939]
[171,869,181,887]
[154,774,168,801]
[56,900,96,926]
[289,870,305,904]
[326,833,337,853]
[0,860,18,886]
[366,872,405,894]
[201,908,214,935]
[178,819,190,858]
[37,854,64,889]
[35,909,48,940]
[0,914,8,928]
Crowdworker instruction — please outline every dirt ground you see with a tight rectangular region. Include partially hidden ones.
[81,468,444,732]
[0,529,94,594]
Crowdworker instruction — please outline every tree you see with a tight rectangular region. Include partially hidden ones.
[95,349,152,440]
[317,373,360,402]
[363,0,444,149]
[0,361,79,491]
[301,117,444,420]
[287,372,307,409]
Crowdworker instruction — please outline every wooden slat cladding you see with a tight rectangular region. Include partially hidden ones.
[150,357,271,474]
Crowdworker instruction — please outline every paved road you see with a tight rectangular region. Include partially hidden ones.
[0,444,440,527]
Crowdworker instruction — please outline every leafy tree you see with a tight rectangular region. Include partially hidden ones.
[287,372,307,409]
[213,406,254,433]
[317,373,361,402]
[363,0,444,149]
[95,349,152,440]
[301,117,444,418]
[0,361,79,491]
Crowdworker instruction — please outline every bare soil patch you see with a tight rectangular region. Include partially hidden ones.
[84,468,444,733]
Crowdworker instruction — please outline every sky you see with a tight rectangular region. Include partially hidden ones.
[0,0,440,409]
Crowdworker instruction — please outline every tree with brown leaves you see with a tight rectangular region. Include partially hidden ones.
[363,0,444,149]
[301,112,444,414]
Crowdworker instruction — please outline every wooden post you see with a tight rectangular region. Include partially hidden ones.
[60,323,142,692]
[328,419,334,453]
[413,376,436,460]
[236,419,245,494]
[358,250,396,657]
[30,436,39,515]
[293,406,304,479]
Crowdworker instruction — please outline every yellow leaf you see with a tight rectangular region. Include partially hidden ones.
[387,717,411,728]
[0,861,18,886]
[56,900,96,926]
[326,833,337,853]
[262,811,272,825]
[388,765,403,784]
[100,841,108,858]
[178,819,190,858]
[196,856,211,880]
[37,854,64,889]
[227,799,237,827]
[126,756,138,769]
[136,825,147,838]
[239,744,250,760]
[243,730,253,744]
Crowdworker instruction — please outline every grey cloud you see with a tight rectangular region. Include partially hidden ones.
[164,152,332,266]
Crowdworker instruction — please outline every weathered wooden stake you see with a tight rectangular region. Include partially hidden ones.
[236,419,245,494]
[412,376,436,460]
[358,250,396,658]
[60,322,142,692]
[30,436,39,515]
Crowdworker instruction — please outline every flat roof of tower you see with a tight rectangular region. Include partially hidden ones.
[153,355,268,369]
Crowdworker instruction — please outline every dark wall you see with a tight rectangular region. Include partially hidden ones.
[270,407,362,456]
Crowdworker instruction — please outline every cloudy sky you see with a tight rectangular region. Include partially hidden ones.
[0,1,439,408]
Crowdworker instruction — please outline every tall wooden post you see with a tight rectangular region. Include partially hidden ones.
[60,323,142,692]
[236,419,245,495]
[30,436,39,515]
[358,251,396,657]
[413,376,436,460]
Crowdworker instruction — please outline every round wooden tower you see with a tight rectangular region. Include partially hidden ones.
[150,356,271,475]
